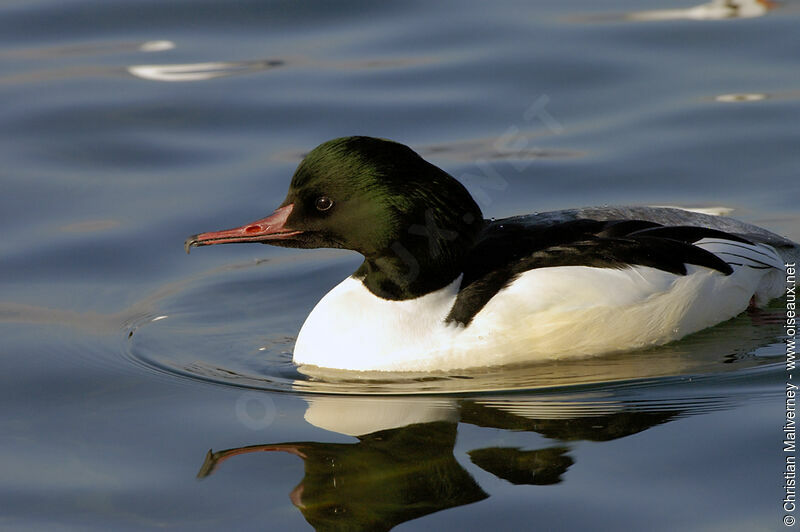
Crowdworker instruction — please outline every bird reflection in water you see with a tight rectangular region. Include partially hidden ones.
[198,397,679,531]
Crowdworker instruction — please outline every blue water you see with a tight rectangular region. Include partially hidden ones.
[2,0,799,530]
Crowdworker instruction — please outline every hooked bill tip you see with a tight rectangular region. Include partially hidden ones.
[184,235,200,254]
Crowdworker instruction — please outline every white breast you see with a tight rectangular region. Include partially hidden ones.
[293,240,784,372]
[293,275,464,371]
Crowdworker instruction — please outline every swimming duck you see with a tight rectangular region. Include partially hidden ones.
[185,136,796,371]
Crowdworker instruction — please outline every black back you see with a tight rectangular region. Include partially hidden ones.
[445,219,753,326]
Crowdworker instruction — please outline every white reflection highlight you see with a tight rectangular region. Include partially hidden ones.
[128,60,282,82]
[716,93,767,102]
[628,0,776,21]
[129,62,245,81]
[138,40,175,52]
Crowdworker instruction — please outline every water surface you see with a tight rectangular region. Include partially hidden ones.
[1,0,799,530]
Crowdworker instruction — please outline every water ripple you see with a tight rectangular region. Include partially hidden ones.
[123,255,787,396]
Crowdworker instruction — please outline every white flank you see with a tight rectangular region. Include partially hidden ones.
[293,240,784,372]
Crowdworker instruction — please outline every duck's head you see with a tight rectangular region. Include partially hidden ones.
[186,137,483,264]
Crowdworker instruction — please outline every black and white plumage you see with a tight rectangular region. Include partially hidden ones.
[186,137,796,371]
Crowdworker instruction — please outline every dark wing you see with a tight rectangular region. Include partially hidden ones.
[446,219,753,326]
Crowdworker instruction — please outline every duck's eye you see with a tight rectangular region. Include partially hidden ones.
[315,196,334,212]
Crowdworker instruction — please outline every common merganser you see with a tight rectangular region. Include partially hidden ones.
[185,136,796,372]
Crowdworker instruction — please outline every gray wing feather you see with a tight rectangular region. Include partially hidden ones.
[504,206,798,263]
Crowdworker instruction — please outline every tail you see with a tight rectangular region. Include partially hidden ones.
[695,238,785,306]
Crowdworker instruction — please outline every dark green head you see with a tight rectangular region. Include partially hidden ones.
[280,136,483,256]
[186,136,484,298]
